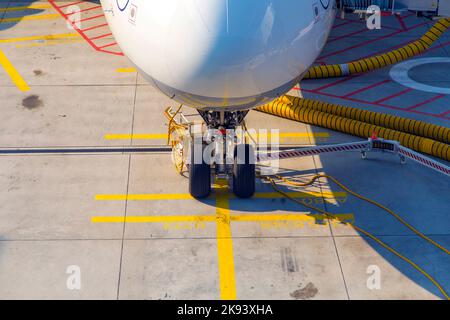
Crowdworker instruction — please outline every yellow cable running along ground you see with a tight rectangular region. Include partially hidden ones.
[272,174,449,255]
[260,174,450,300]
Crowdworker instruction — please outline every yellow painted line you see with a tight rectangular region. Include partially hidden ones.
[232,213,354,224]
[91,213,355,224]
[254,190,346,199]
[116,68,137,73]
[104,134,168,140]
[232,213,355,223]
[215,179,236,300]
[15,39,83,49]
[0,49,30,91]
[95,193,194,201]
[0,33,80,43]
[104,132,329,140]
[95,191,347,201]
[91,213,354,223]
[0,4,52,12]
[231,214,320,222]
[247,132,330,139]
[1,13,60,24]
[92,215,217,223]
[116,67,137,73]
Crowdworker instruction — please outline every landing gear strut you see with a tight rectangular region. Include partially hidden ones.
[165,108,256,199]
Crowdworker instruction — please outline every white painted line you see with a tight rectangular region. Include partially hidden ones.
[389,57,450,95]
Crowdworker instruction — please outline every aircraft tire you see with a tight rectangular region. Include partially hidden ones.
[233,144,256,198]
[189,142,211,199]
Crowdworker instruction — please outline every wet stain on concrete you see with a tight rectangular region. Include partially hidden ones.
[290,282,318,300]
[281,247,298,273]
[22,95,43,110]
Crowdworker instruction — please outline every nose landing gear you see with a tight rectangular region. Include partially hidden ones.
[165,107,256,199]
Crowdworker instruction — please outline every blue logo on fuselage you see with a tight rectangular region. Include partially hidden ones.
[320,0,330,9]
[116,0,130,12]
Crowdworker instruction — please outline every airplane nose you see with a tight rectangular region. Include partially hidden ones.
[141,0,323,109]
[166,34,294,99]
[166,1,305,95]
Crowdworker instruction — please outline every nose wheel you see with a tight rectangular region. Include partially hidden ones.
[166,107,256,199]
[233,144,256,198]
[187,142,256,199]
[188,142,211,199]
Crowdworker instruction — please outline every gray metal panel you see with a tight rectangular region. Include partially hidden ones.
[439,0,450,16]
[403,0,439,11]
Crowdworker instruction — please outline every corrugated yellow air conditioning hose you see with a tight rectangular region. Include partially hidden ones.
[279,96,450,144]
[256,99,450,161]
[303,18,450,79]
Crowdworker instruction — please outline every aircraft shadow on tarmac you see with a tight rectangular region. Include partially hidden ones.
[0,0,100,32]
[301,124,450,299]
[192,143,449,299]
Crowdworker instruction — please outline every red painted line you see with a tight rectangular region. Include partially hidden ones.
[49,1,98,44]
[300,88,449,120]
[332,20,352,29]
[101,49,124,56]
[439,110,450,117]
[334,16,400,31]
[327,28,370,44]
[314,60,327,66]
[89,33,112,40]
[361,24,449,60]
[342,80,391,98]
[308,75,361,92]
[362,16,442,58]
[78,14,105,23]
[395,14,407,31]
[81,23,108,32]
[357,37,449,61]
[58,1,84,9]
[66,5,102,16]
[374,88,412,104]
[320,22,428,60]
[406,94,446,110]
[402,12,417,19]
[98,42,117,49]
[357,38,416,60]
[48,0,123,56]
[427,40,450,51]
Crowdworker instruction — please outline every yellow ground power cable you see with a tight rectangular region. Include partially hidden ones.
[260,174,450,300]
[272,174,450,255]
[256,99,450,162]
[279,96,450,144]
[303,18,450,79]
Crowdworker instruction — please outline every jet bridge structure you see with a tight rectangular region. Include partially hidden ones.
[339,0,449,17]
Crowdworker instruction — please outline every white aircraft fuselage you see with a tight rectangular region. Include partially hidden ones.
[101,0,336,111]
